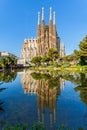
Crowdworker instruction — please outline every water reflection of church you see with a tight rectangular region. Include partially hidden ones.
[20,70,65,127]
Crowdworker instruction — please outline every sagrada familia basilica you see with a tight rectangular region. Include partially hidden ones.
[18,7,65,66]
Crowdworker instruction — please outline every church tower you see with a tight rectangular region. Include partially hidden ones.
[60,42,66,57]
[49,7,53,48]
[37,7,60,56]
[37,12,41,55]
[41,7,45,55]
[20,7,63,66]
[53,12,56,48]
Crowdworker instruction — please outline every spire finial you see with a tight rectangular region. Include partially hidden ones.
[50,7,52,20]
[38,12,40,25]
[53,11,56,25]
[42,7,44,20]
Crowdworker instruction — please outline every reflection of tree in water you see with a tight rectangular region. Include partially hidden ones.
[31,72,60,88]
[59,71,87,106]
[0,70,17,83]
[0,88,5,112]
[21,71,65,128]
[0,88,6,127]
[0,70,17,107]
[60,72,81,86]
[0,70,17,127]
[75,73,87,105]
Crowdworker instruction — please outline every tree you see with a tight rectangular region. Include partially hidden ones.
[41,56,50,65]
[79,35,87,55]
[79,35,87,65]
[0,58,6,69]
[31,56,42,66]
[0,56,17,69]
[48,48,59,61]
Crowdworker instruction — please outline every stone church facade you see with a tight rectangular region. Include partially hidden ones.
[21,38,37,61]
[36,7,60,56]
[20,7,65,65]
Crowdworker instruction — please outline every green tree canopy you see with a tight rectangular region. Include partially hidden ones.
[79,35,87,56]
[0,56,17,69]
[41,56,50,63]
[48,48,59,61]
[31,56,42,66]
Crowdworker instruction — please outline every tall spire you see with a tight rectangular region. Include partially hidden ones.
[53,12,56,25]
[42,7,44,21]
[38,12,40,25]
[50,7,52,21]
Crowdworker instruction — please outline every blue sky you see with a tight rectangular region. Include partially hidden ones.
[0,0,87,57]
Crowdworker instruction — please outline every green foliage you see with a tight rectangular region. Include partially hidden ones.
[30,48,59,67]
[0,56,17,69]
[79,35,87,53]
[61,52,80,66]
[78,127,84,130]
[61,35,87,66]
[74,49,80,57]
[48,48,59,61]
[52,61,59,67]
[0,120,6,126]
[80,56,86,65]
[57,124,72,130]
[31,122,45,130]
[48,78,59,88]
[41,56,50,63]
[77,35,87,65]
[4,124,27,130]
[31,72,59,89]
[75,73,87,106]
[31,56,42,66]
[3,122,85,130]
[0,70,17,83]
[63,54,76,62]
[62,62,70,68]
[0,58,6,68]
[30,72,50,80]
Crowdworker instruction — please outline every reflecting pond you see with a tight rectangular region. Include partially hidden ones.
[0,69,87,130]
